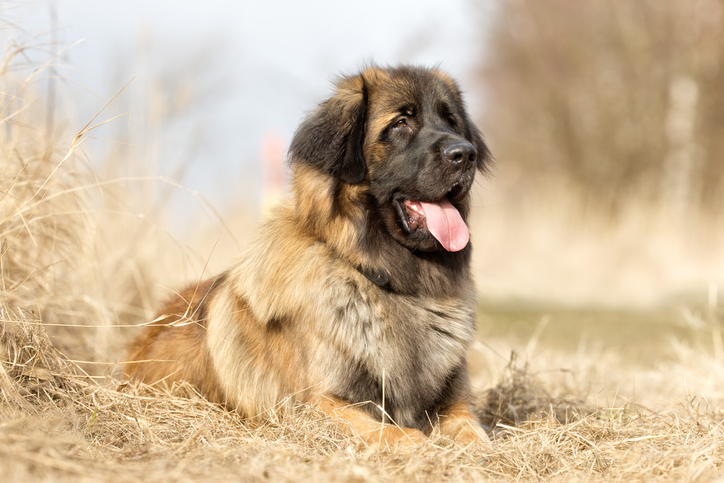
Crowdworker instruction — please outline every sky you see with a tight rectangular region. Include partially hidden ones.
[8,0,494,209]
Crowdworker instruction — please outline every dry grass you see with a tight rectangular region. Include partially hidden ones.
[1,24,723,483]
[2,307,723,482]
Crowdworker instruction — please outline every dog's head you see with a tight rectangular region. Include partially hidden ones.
[289,65,490,254]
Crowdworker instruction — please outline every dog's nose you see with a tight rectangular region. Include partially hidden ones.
[443,141,477,169]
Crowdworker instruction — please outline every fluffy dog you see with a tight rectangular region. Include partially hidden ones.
[126,65,492,447]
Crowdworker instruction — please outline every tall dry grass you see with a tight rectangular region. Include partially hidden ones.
[0,25,216,374]
[0,19,722,483]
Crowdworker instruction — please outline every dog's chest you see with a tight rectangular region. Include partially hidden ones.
[319,278,476,422]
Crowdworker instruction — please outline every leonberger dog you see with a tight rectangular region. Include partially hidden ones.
[126,65,491,447]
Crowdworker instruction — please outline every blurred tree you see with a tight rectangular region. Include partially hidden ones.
[479,0,724,219]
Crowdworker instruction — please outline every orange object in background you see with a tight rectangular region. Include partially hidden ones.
[260,132,287,216]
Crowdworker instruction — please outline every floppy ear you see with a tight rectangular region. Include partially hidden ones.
[457,100,492,174]
[433,67,493,174]
[468,125,493,174]
[288,77,367,184]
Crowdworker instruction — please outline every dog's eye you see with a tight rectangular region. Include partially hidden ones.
[394,118,407,129]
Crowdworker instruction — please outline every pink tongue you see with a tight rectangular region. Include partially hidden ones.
[419,199,470,252]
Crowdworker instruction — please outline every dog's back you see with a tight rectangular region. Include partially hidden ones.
[126,276,225,401]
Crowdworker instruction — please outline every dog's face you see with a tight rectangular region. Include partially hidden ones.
[289,66,490,254]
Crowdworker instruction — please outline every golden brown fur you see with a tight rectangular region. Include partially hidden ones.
[126,65,492,447]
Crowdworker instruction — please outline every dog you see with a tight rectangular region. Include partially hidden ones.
[126,65,492,447]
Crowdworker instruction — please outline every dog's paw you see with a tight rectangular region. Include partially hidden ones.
[362,425,428,450]
[451,422,491,448]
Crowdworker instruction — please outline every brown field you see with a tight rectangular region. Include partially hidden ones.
[2,30,724,483]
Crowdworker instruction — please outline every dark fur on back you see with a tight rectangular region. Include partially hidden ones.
[126,65,492,446]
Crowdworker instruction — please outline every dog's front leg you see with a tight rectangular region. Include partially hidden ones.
[438,401,490,446]
[308,394,427,448]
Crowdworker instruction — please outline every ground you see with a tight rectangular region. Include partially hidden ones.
[1,303,722,482]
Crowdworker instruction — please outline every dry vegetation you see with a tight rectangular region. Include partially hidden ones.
[472,0,724,306]
[1,11,724,483]
[480,0,724,217]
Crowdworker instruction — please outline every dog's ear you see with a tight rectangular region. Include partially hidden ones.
[288,77,367,184]
[468,125,493,174]
[434,68,493,175]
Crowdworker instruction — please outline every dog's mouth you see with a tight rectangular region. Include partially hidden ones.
[394,184,470,252]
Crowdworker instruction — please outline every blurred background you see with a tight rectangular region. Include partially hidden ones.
[12,0,487,210]
[1,0,723,373]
